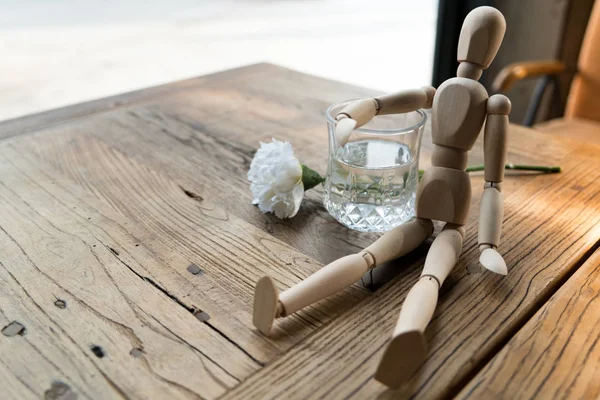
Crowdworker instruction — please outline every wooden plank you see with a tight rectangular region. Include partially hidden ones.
[0,65,393,399]
[4,125,370,353]
[222,144,600,399]
[457,249,600,399]
[0,144,261,398]
[0,63,385,265]
[0,119,376,399]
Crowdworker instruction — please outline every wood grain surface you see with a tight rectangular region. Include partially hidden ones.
[458,248,600,399]
[0,63,599,399]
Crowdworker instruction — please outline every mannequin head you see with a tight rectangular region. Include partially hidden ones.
[456,7,506,79]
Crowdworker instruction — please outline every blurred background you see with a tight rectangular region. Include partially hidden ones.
[1,0,596,126]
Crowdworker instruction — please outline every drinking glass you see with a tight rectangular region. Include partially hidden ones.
[323,102,426,232]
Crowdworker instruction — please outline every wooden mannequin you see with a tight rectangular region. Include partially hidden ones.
[253,6,510,389]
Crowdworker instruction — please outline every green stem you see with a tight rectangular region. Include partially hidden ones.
[419,164,561,178]
[465,164,561,173]
[303,163,561,190]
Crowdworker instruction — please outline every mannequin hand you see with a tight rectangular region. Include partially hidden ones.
[334,98,378,146]
[334,115,357,147]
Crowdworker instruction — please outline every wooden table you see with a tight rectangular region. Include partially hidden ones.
[1,64,599,400]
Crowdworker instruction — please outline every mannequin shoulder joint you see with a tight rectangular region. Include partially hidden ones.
[487,94,511,115]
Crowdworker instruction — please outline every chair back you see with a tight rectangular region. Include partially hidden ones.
[566,0,600,120]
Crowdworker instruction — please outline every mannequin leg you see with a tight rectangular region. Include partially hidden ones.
[375,224,465,389]
[253,218,433,335]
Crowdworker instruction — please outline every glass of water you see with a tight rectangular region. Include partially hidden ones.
[323,102,426,232]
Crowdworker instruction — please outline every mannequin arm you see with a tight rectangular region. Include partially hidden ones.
[478,94,510,275]
[334,87,436,146]
[374,86,436,115]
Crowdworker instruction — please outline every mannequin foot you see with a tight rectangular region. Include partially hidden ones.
[374,330,427,389]
[253,276,280,335]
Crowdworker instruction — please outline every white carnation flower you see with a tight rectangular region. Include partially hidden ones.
[248,139,304,219]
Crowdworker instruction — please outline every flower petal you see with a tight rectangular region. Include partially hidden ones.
[247,139,305,219]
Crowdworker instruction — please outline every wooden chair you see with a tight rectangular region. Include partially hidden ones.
[493,0,600,143]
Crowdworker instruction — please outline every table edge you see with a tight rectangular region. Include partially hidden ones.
[0,63,274,141]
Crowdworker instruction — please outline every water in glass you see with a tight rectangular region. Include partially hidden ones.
[324,139,418,232]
